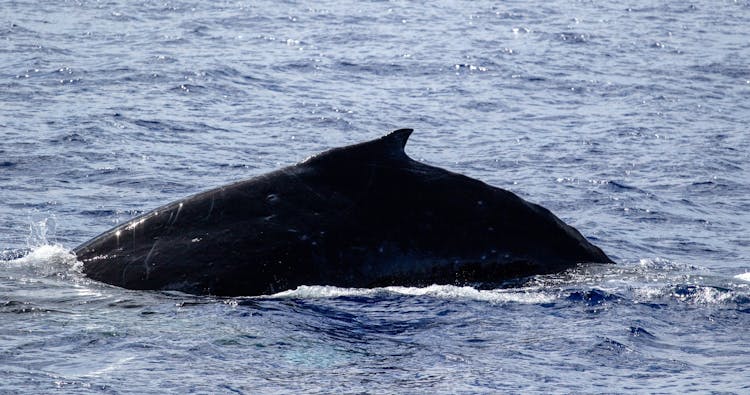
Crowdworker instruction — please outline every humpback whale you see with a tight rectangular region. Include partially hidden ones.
[75,129,612,296]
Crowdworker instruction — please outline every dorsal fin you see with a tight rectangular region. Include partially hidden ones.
[380,128,413,151]
[301,128,415,166]
[357,128,413,159]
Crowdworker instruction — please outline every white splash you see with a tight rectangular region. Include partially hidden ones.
[734,272,750,282]
[271,285,376,299]
[3,244,80,273]
[687,286,735,305]
[270,284,556,304]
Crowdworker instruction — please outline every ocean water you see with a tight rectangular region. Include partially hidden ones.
[2,0,750,393]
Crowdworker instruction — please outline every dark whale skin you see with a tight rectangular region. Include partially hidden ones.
[74,129,613,296]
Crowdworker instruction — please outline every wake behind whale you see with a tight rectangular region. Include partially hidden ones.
[74,129,612,296]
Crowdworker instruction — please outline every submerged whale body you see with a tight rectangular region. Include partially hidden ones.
[75,129,613,296]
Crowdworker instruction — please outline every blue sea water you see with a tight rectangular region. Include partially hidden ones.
[2,0,750,393]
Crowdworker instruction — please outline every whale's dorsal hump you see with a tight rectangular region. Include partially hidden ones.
[302,128,414,165]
